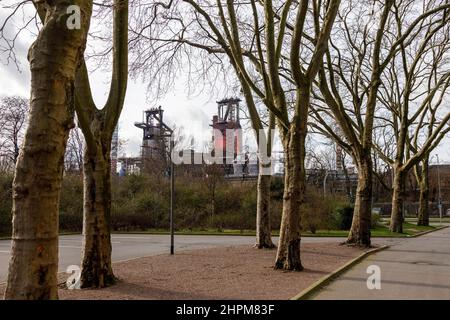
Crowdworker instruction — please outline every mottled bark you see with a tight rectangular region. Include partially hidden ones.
[417,180,429,226]
[347,154,372,246]
[4,0,92,300]
[274,130,305,271]
[80,123,115,288]
[274,89,308,271]
[416,158,430,226]
[75,0,127,288]
[390,167,406,233]
[255,169,274,249]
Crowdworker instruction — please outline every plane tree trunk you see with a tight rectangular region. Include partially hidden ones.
[255,169,275,248]
[346,153,372,246]
[390,166,406,233]
[417,179,429,226]
[80,120,115,288]
[75,0,128,288]
[274,133,304,270]
[274,89,308,271]
[416,158,430,226]
[232,67,275,248]
[4,0,92,300]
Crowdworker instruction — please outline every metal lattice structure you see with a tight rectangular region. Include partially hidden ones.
[134,106,170,169]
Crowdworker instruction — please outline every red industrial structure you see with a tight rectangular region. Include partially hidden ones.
[211,98,242,167]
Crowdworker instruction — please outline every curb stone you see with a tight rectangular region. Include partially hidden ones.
[406,225,448,238]
[290,245,390,300]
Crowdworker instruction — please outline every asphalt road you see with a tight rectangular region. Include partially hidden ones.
[313,226,450,300]
[0,234,348,283]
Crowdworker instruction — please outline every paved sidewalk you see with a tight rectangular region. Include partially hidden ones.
[313,227,450,300]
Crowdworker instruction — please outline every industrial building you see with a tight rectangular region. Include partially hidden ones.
[119,99,260,179]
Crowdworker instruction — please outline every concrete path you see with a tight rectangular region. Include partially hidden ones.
[313,227,450,300]
[0,233,349,282]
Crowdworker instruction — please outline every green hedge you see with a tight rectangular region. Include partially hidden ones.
[0,172,356,236]
[0,174,12,236]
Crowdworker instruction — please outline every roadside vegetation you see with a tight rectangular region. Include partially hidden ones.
[0,173,436,238]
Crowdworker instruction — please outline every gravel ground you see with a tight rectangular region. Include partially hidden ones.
[52,242,367,300]
[0,243,368,300]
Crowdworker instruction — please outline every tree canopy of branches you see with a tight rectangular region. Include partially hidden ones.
[0,96,28,171]
[311,0,450,245]
[375,3,450,232]
[65,126,85,173]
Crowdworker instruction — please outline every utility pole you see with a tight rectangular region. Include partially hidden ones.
[169,137,175,255]
[436,154,442,225]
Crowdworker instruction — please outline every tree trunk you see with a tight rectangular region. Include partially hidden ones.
[75,0,127,288]
[389,167,405,233]
[417,180,429,226]
[255,169,274,249]
[80,128,115,288]
[417,162,429,226]
[342,164,352,202]
[274,114,306,271]
[346,154,372,246]
[4,1,92,300]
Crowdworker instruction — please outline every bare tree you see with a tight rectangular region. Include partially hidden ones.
[0,96,28,170]
[312,0,450,245]
[306,138,337,172]
[65,126,85,173]
[374,3,450,232]
[74,0,128,288]
[132,0,341,270]
[3,0,93,300]
[128,0,277,249]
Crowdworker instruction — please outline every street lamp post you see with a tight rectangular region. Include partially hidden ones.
[436,154,442,225]
[169,137,175,255]
[155,118,175,255]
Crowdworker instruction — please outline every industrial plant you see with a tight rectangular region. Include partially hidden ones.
[113,98,362,187]
[117,98,263,179]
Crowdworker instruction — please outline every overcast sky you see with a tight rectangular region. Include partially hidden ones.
[0,3,260,158]
[0,2,449,163]
[0,45,229,157]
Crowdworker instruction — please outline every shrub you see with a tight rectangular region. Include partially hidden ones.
[299,188,350,233]
[59,174,83,232]
[0,169,359,235]
[270,176,284,200]
[333,205,354,230]
[371,212,381,229]
[0,174,13,236]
